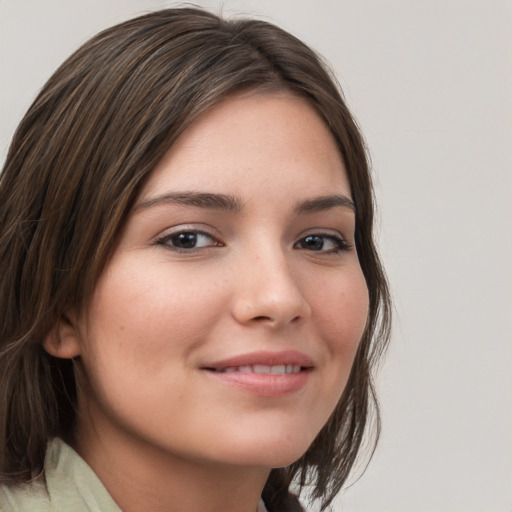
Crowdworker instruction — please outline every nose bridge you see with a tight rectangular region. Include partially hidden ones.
[231,234,311,327]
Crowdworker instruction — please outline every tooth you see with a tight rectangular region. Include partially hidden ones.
[253,365,271,374]
[270,365,286,374]
[219,364,302,375]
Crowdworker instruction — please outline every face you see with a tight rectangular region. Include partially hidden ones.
[68,92,369,470]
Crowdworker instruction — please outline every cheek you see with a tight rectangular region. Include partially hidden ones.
[311,267,369,384]
[316,268,369,345]
[287,267,369,447]
[81,258,229,377]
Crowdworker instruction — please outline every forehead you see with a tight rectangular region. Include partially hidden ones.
[141,91,351,202]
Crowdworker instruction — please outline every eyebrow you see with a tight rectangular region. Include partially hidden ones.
[294,194,356,214]
[135,192,244,212]
[135,191,355,214]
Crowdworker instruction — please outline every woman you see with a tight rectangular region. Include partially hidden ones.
[0,7,390,512]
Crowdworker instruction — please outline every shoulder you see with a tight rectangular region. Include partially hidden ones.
[0,476,51,512]
[1,438,121,512]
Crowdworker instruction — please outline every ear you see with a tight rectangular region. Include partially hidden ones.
[43,314,82,359]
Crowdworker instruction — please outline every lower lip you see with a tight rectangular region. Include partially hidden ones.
[204,369,312,397]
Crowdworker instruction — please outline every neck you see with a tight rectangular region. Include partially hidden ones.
[72,421,270,512]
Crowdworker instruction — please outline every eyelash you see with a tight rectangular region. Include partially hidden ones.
[155,230,351,254]
[156,230,221,253]
[293,233,352,254]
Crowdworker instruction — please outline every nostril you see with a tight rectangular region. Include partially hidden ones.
[250,314,302,325]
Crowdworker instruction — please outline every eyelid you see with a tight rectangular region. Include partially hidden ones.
[154,224,223,250]
[154,223,219,239]
[294,229,353,252]
[297,227,350,241]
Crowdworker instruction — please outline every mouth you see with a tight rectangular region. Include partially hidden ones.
[206,364,303,375]
[201,351,314,397]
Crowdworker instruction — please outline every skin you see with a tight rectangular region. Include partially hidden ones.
[45,92,369,512]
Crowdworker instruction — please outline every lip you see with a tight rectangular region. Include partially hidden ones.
[201,350,314,398]
[203,350,315,370]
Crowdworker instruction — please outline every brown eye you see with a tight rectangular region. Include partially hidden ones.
[170,232,200,249]
[294,234,349,253]
[157,231,220,251]
[301,235,325,251]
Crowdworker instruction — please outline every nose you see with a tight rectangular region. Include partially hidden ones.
[231,247,312,328]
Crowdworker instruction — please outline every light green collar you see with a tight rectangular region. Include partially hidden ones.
[0,438,269,512]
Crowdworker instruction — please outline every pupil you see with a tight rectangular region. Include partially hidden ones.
[174,232,197,248]
[304,235,323,250]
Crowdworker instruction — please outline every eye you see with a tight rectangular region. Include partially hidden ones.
[156,230,221,251]
[294,233,351,253]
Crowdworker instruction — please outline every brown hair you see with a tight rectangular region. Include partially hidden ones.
[0,7,390,511]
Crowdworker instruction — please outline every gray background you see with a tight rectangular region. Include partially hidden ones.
[1,1,511,510]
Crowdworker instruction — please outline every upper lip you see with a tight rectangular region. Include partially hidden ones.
[202,350,315,371]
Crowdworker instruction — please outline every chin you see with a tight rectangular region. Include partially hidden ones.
[216,429,316,469]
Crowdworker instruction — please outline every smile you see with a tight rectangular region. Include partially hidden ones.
[202,351,314,397]
[212,364,302,375]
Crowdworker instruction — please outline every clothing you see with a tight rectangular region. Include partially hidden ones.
[0,438,268,512]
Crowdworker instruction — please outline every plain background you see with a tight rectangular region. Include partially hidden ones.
[1,1,511,510]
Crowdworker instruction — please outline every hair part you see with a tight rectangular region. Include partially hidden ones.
[0,8,391,511]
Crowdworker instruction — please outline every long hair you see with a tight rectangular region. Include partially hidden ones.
[0,8,391,511]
